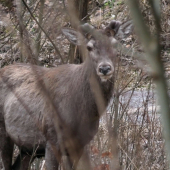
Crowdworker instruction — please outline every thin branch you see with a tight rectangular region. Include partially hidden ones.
[22,0,65,64]
[128,0,170,168]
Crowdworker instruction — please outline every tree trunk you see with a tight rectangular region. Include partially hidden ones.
[69,0,90,64]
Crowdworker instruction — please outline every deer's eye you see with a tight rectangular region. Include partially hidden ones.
[87,40,95,52]
[87,45,93,51]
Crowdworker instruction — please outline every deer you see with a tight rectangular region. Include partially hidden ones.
[0,20,132,170]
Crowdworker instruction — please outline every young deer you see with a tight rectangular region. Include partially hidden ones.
[0,21,132,170]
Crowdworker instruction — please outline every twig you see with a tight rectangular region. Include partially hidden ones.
[128,0,170,168]
[22,0,64,64]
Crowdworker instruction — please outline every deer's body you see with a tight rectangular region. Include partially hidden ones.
[0,21,132,170]
[0,58,114,170]
[1,61,113,148]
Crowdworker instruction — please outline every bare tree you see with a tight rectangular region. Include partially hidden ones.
[128,0,170,168]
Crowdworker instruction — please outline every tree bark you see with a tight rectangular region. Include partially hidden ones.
[69,0,90,64]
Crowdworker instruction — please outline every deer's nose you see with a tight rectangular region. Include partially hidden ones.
[99,65,111,75]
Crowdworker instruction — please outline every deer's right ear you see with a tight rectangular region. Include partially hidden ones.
[62,28,81,45]
[105,20,122,37]
[106,20,134,39]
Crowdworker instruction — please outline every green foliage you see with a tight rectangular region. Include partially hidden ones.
[104,0,124,8]
[104,0,115,8]
[115,0,124,5]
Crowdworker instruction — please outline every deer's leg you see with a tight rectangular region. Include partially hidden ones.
[0,115,14,170]
[65,148,83,170]
[12,151,33,170]
[45,142,61,170]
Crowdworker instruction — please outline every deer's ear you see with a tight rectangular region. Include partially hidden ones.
[62,24,94,46]
[105,20,122,37]
[105,20,134,39]
[62,28,82,45]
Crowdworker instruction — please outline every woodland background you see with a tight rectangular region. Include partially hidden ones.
[0,0,170,169]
